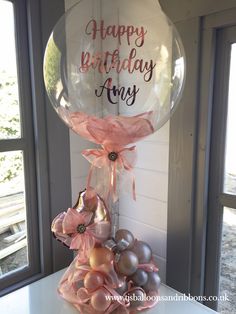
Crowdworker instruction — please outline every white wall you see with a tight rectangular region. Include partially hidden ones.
[65,0,169,282]
[119,123,169,282]
[70,132,92,205]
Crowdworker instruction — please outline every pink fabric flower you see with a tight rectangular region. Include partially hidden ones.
[82,145,137,201]
[62,209,94,250]
[51,212,72,248]
[52,208,110,263]
[67,112,155,202]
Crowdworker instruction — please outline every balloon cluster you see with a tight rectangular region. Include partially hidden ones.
[110,230,161,305]
[45,1,185,312]
[53,191,160,313]
[44,0,186,202]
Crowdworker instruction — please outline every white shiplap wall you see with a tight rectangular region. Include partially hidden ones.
[70,132,92,205]
[119,123,169,282]
[65,0,169,282]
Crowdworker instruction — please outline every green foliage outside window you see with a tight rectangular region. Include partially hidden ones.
[0,71,23,184]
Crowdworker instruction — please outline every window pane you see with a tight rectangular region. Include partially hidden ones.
[219,207,236,313]
[0,1,21,139]
[224,44,236,195]
[0,151,28,277]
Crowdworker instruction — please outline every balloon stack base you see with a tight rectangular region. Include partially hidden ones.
[58,239,160,314]
[52,191,161,313]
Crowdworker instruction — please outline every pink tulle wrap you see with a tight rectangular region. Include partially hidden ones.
[58,256,159,314]
[52,110,160,313]
[70,111,154,147]
[68,111,155,201]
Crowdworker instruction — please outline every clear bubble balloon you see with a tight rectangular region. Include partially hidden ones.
[44,0,185,140]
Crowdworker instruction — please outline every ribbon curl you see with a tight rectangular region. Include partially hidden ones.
[82,145,137,202]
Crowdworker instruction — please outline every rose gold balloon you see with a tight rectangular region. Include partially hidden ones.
[84,191,98,212]
[90,288,111,312]
[74,190,111,224]
[84,271,104,292]
[52,190,111,249]
[89,247,114,269]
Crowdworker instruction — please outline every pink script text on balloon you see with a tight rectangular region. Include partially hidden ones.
[85,19,147,47]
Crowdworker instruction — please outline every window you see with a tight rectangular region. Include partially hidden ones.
[165,3,236,313]
[205,27,236,312]
[220,45,236,312]
[0,0,72,295]
[224,43,236,196]
[0,0,40,291]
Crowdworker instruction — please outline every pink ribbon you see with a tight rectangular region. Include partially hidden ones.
[82,145,137,202]
[58,258,128,313]
[68,111,155,202]
[138,262,159,272]
[51,209,110,263]
[58,257,160,314]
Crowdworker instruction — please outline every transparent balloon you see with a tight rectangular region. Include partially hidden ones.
[44,0,185,143]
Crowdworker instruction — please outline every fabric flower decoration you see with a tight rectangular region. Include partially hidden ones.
[82,145,137,202]
[51,212,72,247]
[52,207,111,263]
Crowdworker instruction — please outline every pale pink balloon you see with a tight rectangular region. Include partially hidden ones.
[84,271,104,292]
[90,288,111,312]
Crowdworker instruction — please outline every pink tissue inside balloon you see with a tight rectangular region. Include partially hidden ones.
[69,111,154,147]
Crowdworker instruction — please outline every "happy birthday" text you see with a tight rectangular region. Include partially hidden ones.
[85,19,147,47]
[79,19,156,106]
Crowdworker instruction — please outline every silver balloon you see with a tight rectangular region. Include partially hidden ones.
[131,241,152,264]
[117,251,138,276]
[126,289,145,309]
[143,272,161,293]
[115,229,135,250]
[115,281,128,295]
[130,269,148,286]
